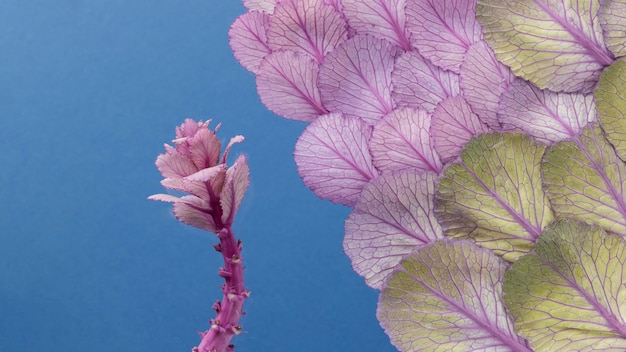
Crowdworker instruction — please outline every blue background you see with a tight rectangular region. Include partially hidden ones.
[0,1,395,351]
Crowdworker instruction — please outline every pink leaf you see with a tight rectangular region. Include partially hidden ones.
[406,0,482,73]
[188,128,221,170]
[369,107,443,173]
[243,0,277,13]
[256,51,328,122]
[460,41,514,128]
[392,50,460,112]
[173,196,217,233]
[155,152,198,179]
[344,170,443,289]
[498,79,597,144]
[431,96,490,163]
[229,12,271,74]
[267,0,348,64]
[221,155,251,226]
[294,112,379,206]
[342,0,412,51]
[319,35,398,125]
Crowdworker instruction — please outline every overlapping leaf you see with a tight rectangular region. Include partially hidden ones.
[229,12,271,74]
[319,35,398,124]
[476,0,615,92]
[369,107,442,173]
[498,78,596,144]
[542,124,626,237]
[599,0,626,58]
[596,60,626,161]
[294,112,379,206]
[243,0,277,13]
[221,155,250,226]
[344,170,443,289]
[406,0,482,73]
[504,220,626,351]
[436,133,553,261]
[342,0,411,50]
[378,240,530,352]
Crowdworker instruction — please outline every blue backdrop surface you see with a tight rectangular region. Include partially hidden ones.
[0,1,396,351]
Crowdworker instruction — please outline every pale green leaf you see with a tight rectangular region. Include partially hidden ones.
[504,220,626,351]
[435,133,553,261]
[378,240,530,352]
[542,125,626,237]
[599,0,626,57]
[596,60,626,161]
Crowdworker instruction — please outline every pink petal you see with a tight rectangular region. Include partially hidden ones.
[460,41,514,129]
[188,128,221,170]
[257,51,328,122]
[172,196,217,233]
[431,96,490,163]
[369,107,443,173]
[267,0,348,64]
[229,12,272,74]
[294,112,379,206]
[343,170,443,289]
[392,50,460,112]
[319,35,398,125]
[406,0,482,73]
[155,152,198,179]
[243,0,277,13]
[342,0,412,51]
[498,78,596,144]
[221,155,251,226]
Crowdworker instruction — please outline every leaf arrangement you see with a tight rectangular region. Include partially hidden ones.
[230,0,626,351]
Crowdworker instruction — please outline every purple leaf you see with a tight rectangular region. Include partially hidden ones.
[256,50,328,122]
[344,170,443,289]
[319,34,398,125]
[369,107,443,173]
[498,78,596,144]
[229,12,272,74]
[341,0,412,51]
[294,112,379,206]
[406,0,482,73]
[221,155,250,226]
[431,96,490,163]
[267,0,348,64]
[243,0,277,13]
[460,41,514,129]
[392,50,459,112]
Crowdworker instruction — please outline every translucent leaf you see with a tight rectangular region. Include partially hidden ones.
[378,240,530,352]
[435,133,553,261]
[228,12,271,74]
[294,112,379,206]
[431,96,490,163]
[267,0,347,64]
[341,0,412,51]
[221,155,250,226]
[243,0,277,13]
[369,107,443,173]
[498,78,596,144]
[344,170,443,289]
[476,0,614,92]
[319,35,398,125]
[392,50,460,112]
[504,220,626,351]
[542,125,626,237]
[596,60,626,161]
[256,51,328,122]
[173,196,217,233]
[600,0,626,57]
[406,0,482,73]
[460,41,515,128]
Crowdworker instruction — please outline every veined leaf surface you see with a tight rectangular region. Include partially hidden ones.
[596,60,626,161]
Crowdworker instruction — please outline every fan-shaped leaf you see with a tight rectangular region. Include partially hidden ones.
[504,220,626,351]
[460,41,514,128]
[344,170,443,289]
[406,0,482,73]
[498,78,596,144]
[599,0,626,58]
[243,0,277,13]
[392,50,459,112]
[369,107,442,173]
[596,60,626,161]
[542,125,626,237]
[221,155,250,226]
[378,240,530,352]
[229,12,271,74]
[268,0,347,64]
[256,51,328,121]
[319,35,398,124]
[436,133,553,261]
[294,112,379,206]
[476,0,614,92]
[341,0,411,50]
[431,95,490,164]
